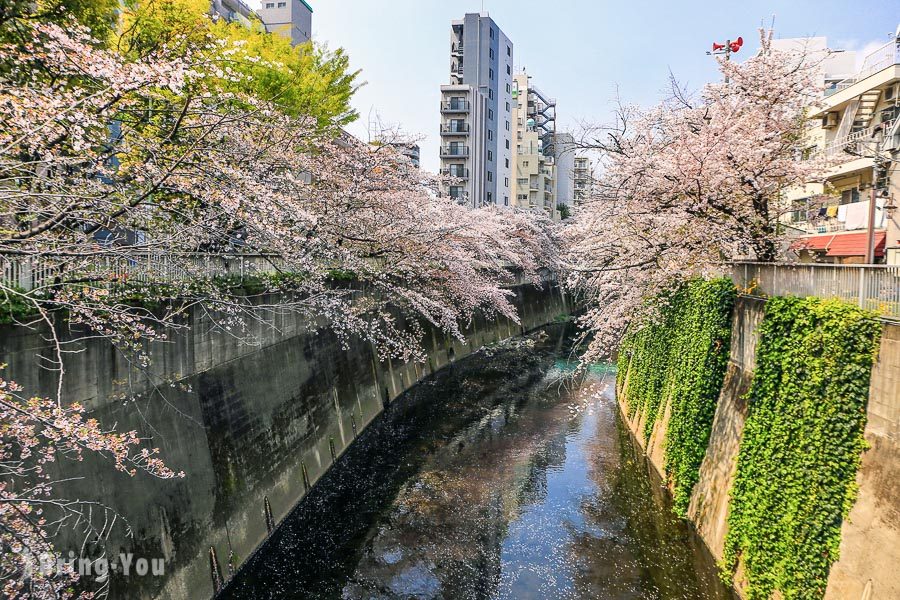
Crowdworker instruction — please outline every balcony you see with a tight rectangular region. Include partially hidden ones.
[821,118,896,158]
[440,146,469,158]
[832,41,900,94]
[441,167,470,179]
[440,123,470,136]
[451,42,464,56]
[441,100,469,113]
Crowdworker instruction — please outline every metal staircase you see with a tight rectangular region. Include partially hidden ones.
[853,89,882,131]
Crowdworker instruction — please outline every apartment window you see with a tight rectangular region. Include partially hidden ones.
[507,65,511,75]
[840,188,861,204]
[523,161,529,167]
[490,28,495,39]
[506,83,510,93]
[517,178,528,186]
[506,101,510,112]
[504,177,509,187]
[507,45,511,56]
[265,2,274,6]
[488,109,494,120]
[488,130,493,141]
[487,171,493,182]
[489,69,494,80]
[490,49,494,59]
[449,185,463,199]
[505,158,509,168]
[489,89,493,100]
[505,140,510,149]
[504,196,509,206]
[505,120,510,131]
[277,1,286,6]
[488,150,493,161]
[517,193,527,200]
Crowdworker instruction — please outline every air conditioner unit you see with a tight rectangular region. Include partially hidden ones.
[823,111,839,129]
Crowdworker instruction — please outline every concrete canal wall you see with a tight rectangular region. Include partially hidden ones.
[617,296,900,600]
[0,282,569,599]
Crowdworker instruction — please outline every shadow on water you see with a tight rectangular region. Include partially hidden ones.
[219,325,735,600]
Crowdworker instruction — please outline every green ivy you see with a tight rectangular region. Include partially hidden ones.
[618,278,736,514]
[722,296,881,600]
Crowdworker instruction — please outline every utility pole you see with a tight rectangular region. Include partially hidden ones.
[865,125,886,264]
[707,36,743,83]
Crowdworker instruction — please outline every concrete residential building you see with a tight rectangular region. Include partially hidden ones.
[211,0,312,46]
[573,156,592,203]
[553,132,577,209]
[510,70,559,219]
[782,31,900,265]
[439,13,513,207]
[258,0,313,46]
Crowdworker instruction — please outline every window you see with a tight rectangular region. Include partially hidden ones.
[488,150,493,161]
[506,83,510,93]
[517,178,528,186]
[487,171,493,182]
[265,2,274,6]
[840,188,861,204]
[517,193,527,200]
[487,192,493,203]
[277,1,286,6]
[504,196,509,206]
[489,89,493,100]
[523,161,529,167]
[505,140,510,149]
[489,69,494,80]
[490,49,494,59]
[505,120,510,131]
[505,158,509,167]
[507,65,511,75]
[507,45,511,56]
[506,101,510,112]
[488,109,494,120]
[490,28,495,39]
[449,185,463,199]
[504,177,509,187]
[488,130,493,141]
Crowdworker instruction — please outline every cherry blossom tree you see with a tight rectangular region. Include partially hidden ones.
[1,8,559,596]
[565,30,833,363]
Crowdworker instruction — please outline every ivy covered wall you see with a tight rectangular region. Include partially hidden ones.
[721,297,882,600]
[617,277,736,514]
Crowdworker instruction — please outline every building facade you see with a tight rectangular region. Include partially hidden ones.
[573,156,592,203]
[211,0,312,46]
[552,132,577,209]
[781,31,900,265]
[510,71,559,219]
[257,0,313,46]
[439,13,513,207]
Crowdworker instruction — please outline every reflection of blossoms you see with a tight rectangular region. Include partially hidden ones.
[565,29,836,363]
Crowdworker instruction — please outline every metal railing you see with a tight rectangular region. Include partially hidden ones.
[441,167,469,178]
[440,146,469,157]
[822,118,895,157]
[834,41,900,91]
[440,100,469,112]
[440,123,470,134]
[732,262,900,320]
[1,253,286,292]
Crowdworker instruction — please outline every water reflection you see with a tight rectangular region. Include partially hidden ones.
[221,331,734,599]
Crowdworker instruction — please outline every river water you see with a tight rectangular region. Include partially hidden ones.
[221,327,734,599]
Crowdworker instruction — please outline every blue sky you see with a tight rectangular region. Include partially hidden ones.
[253,1,898,172]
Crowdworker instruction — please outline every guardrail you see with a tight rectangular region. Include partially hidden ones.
[733,262,900,320]
[1,253,286,292]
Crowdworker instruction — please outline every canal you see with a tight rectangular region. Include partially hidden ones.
[220,325,734,599]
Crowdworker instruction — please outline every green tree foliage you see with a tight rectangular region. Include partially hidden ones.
[722,297,881,600]
[115,0,360,128]
[0,0,119,44]
[617,277,735,514]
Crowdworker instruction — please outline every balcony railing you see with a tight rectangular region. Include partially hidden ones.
[441,167,470,179]
[440,123,470,135]
[834,41,900,92]
[822,118,896,157]
[440,100,469,113]
[440,146,469,157]
[732,262,900,320]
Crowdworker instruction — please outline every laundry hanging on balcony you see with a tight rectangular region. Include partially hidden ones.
[837,204,848,222]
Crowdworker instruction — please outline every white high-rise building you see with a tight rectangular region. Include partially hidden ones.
[439,13,513,207]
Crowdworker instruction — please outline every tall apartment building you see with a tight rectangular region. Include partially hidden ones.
[258,0,313,46]
[510,70,559,219]
[211,0,312,46]
[552,132,577,208]
[780,31,900,265]
[573,156,592,203]
[439,13,513,207]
